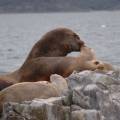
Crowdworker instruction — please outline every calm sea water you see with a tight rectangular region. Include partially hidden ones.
[0,11,120,73]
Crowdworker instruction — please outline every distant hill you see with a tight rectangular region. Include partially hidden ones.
[0,0,120,13]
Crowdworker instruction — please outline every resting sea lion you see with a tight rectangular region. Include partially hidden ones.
[24,27,85,63]
[0,74,68,115]
[18,46,112,82]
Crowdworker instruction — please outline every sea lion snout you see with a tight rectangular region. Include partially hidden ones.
[77,39,85,48]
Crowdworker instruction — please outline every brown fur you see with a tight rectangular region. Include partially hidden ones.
[0,46,114,90]
[24,28,85,63]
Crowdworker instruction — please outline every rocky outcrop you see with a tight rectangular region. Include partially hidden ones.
[2,97,70,120]
[1,68,120,120]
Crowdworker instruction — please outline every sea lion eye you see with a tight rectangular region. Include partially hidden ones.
[94,61,99,65]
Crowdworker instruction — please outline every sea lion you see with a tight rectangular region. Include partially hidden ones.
[0,74,68,115]
[24,27,85,63]
[18,46,112,82]
[0,27,85,91]
[0,46,114,90]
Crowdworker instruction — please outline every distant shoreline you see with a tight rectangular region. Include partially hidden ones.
[0,9,120,14]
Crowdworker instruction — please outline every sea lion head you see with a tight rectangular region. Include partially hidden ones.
[84,60,105,71]
[50,74,68,95]
[59,28,85,52]
[96,62,115,72]
[87,60,114,72]
[25,28,85,60]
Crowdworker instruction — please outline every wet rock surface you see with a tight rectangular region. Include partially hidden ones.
[1,68,120,120]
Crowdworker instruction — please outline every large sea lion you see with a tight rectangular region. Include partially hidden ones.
[0,27,84,90]
[0,46,114,90]
[24,27,85,63]
[0,28,84,90]
[0,74,68,115]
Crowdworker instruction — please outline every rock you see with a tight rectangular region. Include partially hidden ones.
[71,109,101,120]
[69,70,120,120]
[66,71,93,89]
[2,97,70,120]
[97,89,120,120]
[72,86,90,109]
[83,84,102,109]
[67,70,119,89]
[71,105,82,111]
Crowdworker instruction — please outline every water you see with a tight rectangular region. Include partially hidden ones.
[0,11,120,73]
